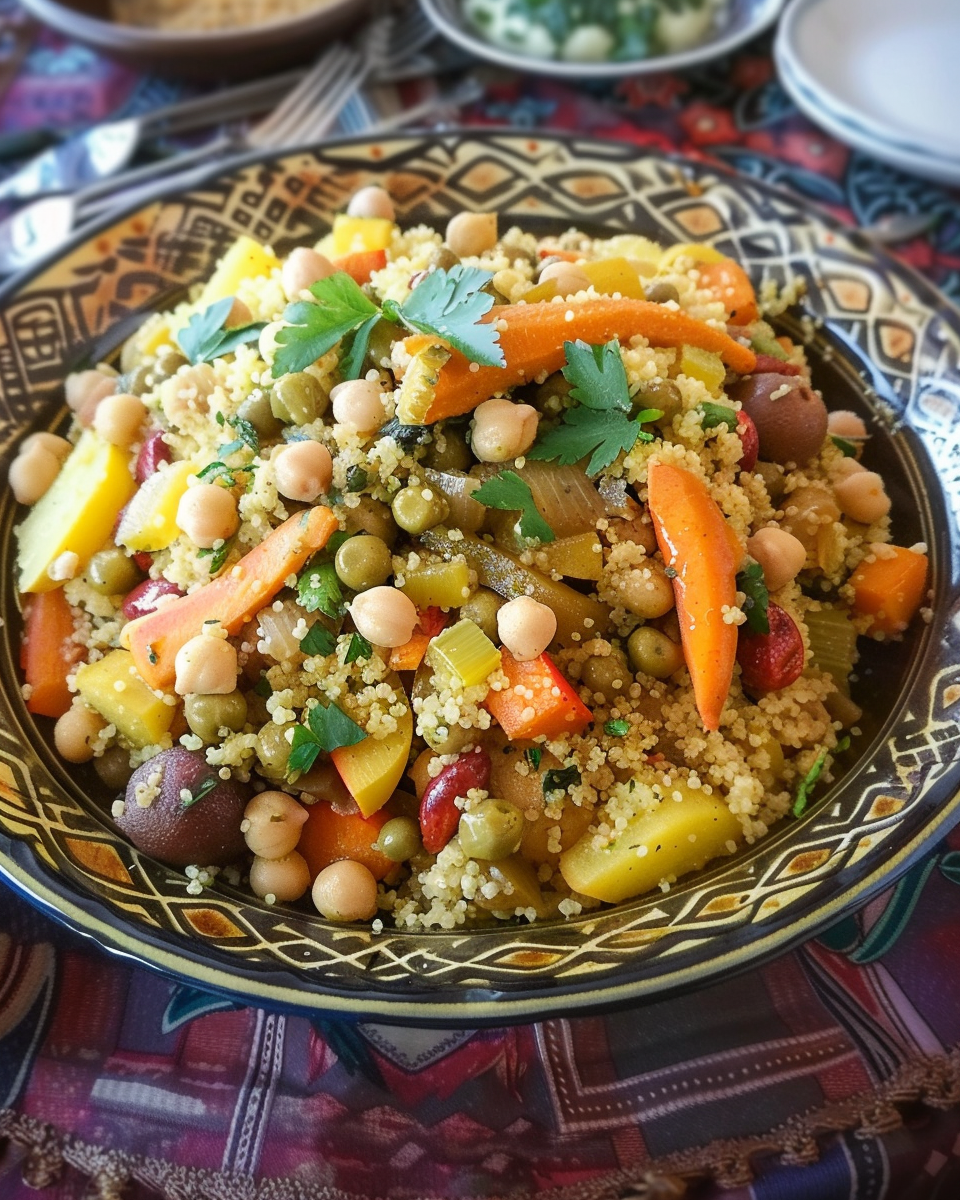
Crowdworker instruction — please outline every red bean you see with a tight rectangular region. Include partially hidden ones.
[752,354,801,376]
[135,430,172,483]
[122,578,184,621]
[419,745,491,855]
[736,410,759,472]
[737,603,805,693]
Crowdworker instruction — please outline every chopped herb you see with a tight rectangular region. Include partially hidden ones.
[344,632,373,664]
[146,644,158,666]
[543,764,581,796]
[831,435,857,458]
[386,265,504,367]
[181,775,220,808]
[604,719,630,738]
[197,539,233,574]
[525,747,542,770]
[529,339,659,476]
[273,273,380,377]
[225,413,259,453]
[380,417,431,448]
[664,565,677,579]
[195,460,257,488]
[737,561,770,635]
[287,701,367,776]
[299,623,336,657]
[791,735,851,818]
[253,675,273,699]
[700,401,739,431]
[177,297,265,366]
[296,559,345,619]
[472,469,555,543]
[215,411,225,426]
[345,465,368,492]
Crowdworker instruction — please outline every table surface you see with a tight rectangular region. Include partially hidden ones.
[0,9,959,1200]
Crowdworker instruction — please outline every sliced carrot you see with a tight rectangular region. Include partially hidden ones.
[123,506,338,690]
[537,248,582,261]
[20,588,84,718]
[298,801,394,881]
[332,248,387,286]
[849,545,929,635]
[388,606,448,672]
[647,461,740,732]
[414,298,757,423]
[695,258,759,325]
[486,649,593,741]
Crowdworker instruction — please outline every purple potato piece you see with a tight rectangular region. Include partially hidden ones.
[117,747,248,867]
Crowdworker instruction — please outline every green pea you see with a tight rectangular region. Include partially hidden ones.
[458,800,524,861]
[429,245,461,272]
[271,372,327,425]
[342,496,399,548]
[256,721,291,781]
[627,626,685,679]
[152,347,187,381]
[334,535,393,592]
[116,363,153,397]
[391,485,449,535]
[459,587,503,642]
[238,392,283,440]
[185,691,249,744]
[364,319,399,372]
[425,426,472,473]
[374,816,422,862]
[87,547,142,596]
[581,652,631,701]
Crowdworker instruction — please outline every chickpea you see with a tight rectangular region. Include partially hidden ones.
[242,790,309,858]
[347,185,395,221]
[349,586,418,648]
[53,703,106,764]
[64,369,116,426]
[250,852,312,902]
[616,563,675,620]
[176,483,239,548]
[374,816,422,862]
[9,444,61,505]
[226,297,253,327]
[174,634,239,696]
[497,596,557,661]
[445,211,498,259]
[330,378,385,434]
[827,410,868,439]
[93,392,148,448]
[312,859,379,921]
[627,627,684,679]
[281,247,336,301]
[604,497,657,553]
[746,527,807,592]
[830,457,867,482]
[581,652,630,701]
[184,691,248,743]
[834,470,891,524]
[460,587,503,641]
[22,432,71,462]
[538,260,591,297]
[273,440,333,502]
[391,484,449,535]
[334,534,393,591]
[470,398,539,463]
[343,495,398,547]
[781,485,840,551]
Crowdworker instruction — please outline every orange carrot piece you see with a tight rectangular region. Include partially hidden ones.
[417,298,757,423]
[388,607,448,672]
[647,461,739,732]
[20,588,84,718]
[123,506,338,690]
[332,248,387,286]
[849,545,929,635]
[298,802,394,881]
[486,649,593,741]
[695,258,759,325]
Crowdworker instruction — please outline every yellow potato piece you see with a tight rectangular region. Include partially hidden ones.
[401,560,473,610]
[75,649,175,748]
[680,345,725,394]
[560,780,742,903]
[581,257,645,300]
[534,533,604,582]
[116,459,196,553]
[331,215,395,256]
[659,242,726,268]
[331,680,413,818]
[198,235,281,307]
[16,430,136,594]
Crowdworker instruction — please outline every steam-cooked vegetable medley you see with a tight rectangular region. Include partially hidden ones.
[14,184,930,929]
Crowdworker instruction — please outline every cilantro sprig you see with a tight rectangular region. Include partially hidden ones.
[737,561,770,635]
[177,297,265,366]
[528,339,661,476]
[271,265,506,381]
[296,532,350,619]
[299,623,336,657]
[472,470,555,543]
[287,701,367,777]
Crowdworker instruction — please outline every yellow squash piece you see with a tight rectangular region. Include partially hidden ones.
[559,778,742,903]
[331,214,395,256]
[75,649,175,748]
[330,672,413,818]
[401,560,473,610]
[396,343,451,425]
[581,257,646,299]
[533,532,604,581]
[679,345,725,393]
[659,242,726,269]
[116,459,196,553]
[16,430,136,594]
[198,236,281,307]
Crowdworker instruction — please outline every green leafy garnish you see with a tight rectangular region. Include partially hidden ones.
[340,314,381,381]
[197,539,233,574]
[831,435,857,458]
[253,675,272,699]
[345,465,368,493]
[472,469,555,543]
[287,701,367,776]
[387,265,504,366]
[344,632,373,664]
[737,561,770,635]
[181,775,220,808]
[297,558,345,619]
[177,297,266,366]
[792,735,850,818]
[195,460,257,488]
[699,401,739,431]
[224,413,259,454]
[543,764,581,796]
[273,274,380,377]
[525,747,542,770]
[529,339,660,476]
[299,623,336,657]
[604,719,630,738]
[379,417,431,448]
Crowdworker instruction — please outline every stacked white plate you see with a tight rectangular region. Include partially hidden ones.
[774,0,960,188]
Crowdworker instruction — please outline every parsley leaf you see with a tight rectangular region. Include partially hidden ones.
[737,561,770,635]
[791,736,850,818]
[345,465,368,493]
[397,265,504,367]
[562,338,632,412]
[225,413,259,454]
[299,623,336,657]
[543,764,581,796]
[181,775,220,808]
[344,632,373,664]
[178,297,265,366]
[253,675,272,699]
[340,314,381,381]
[195,460,257,488]
[273,274,380,378]
[287,701,367,777]
[197,539,232,574]
[297,559,345,619]
[472,470,555,543]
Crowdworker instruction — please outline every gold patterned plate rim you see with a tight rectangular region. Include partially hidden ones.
[0,131,956,1026]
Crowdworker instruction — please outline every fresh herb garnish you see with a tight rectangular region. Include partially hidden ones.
[177,297,265,366]
[287,701,367,776]
[297,559,345,619]
[273,274,380,377]
[380,417,431,448]
[528,339,660,476]
[525,747,542,770]
[197,539,233,574]
[345,465,368,492]
[384,265,504,366]
[472,469,555,543]
[792,735,851,818]
[224,413,259,454]
[831,435,857,458]
[253,675,273,699]
[543,764,581,796]
[699,401,739,431]
[195,460,257,488]
[181,775,220,808]
[344,632,373,664]
[737,561,770,635]
[299,623,336,657]
[604,719,630,738]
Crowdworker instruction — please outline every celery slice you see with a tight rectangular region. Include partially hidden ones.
[805,605,858,694]
[427,618,501,689]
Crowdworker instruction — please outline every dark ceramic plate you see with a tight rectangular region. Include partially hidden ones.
[0,132,957,1026]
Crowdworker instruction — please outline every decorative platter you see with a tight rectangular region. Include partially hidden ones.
[0,132,957,1026]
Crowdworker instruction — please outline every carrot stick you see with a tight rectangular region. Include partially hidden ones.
[332,248,387,286]
[646,461,740,732]
[123,506,338,690]
[849,545,929,635]
[414,297,756,423]
[695,258,759,325]
[20,588,84,718]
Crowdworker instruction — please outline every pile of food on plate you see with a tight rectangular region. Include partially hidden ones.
[111,0,329,31]
[11,183,930,929]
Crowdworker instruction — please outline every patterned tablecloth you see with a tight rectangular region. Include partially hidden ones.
[0,10,959,1200]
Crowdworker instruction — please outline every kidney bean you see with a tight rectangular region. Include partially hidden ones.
[135,430,172,483]
[736,410,759,472]
[122,578,184,621]
[737,603,805,693]
[751,354,801,376]
[419,745,491,855]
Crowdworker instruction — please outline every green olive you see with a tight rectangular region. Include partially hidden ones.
[640,379,684,427]
[364,319,399,372]
[95,746,133,791]
[627,626,685,679]
[87,547,142,595]
[334,535,393,592]
[271,372,327,425]
[185,691,249,744]
[645,280,680,305]
[459,587,503,641]
[581,652,631,701]
[755,460,786,503]
[422,722,473,755]
[342,495,398,548]
[459,799,524,861]
[152,347,188,381]
[256,721,291,781]
[392,485,449,535]
[116,363,152,397]
[374,816,422,862]
[425,426,472,473]
[238,392,283,440]
[429,245,461,272]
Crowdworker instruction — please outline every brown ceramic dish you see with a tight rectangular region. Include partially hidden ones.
[0,132,957,1026]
